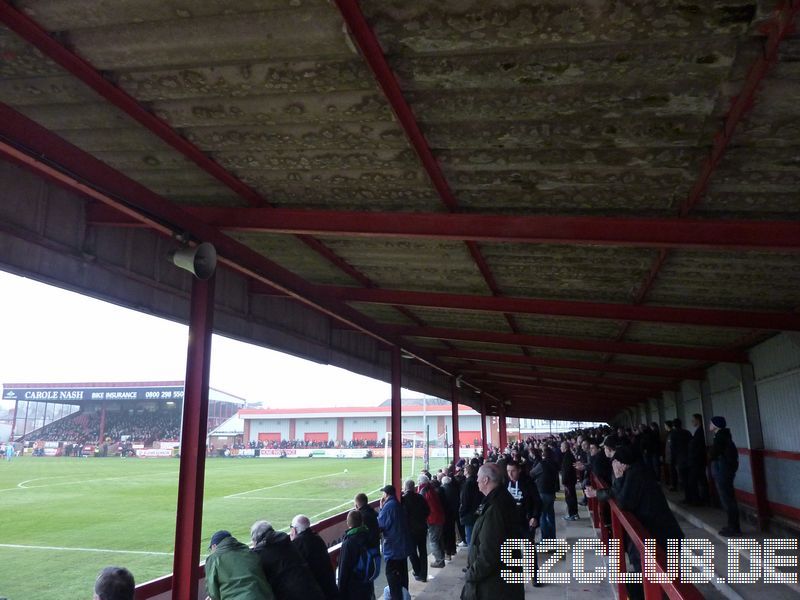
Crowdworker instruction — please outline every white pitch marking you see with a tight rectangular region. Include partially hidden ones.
[223,470,346,499]
[2,471,175,492]
[306,486,383,521]
[0,543,171,556]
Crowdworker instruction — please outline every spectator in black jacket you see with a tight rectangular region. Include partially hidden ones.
[560,442,579,521]
[440,476,460,559]
[708,416,741,536]
[251,520,324,600]
[640,423,661,481]
[458,463,483,547]
[354,493,380,550]
[686,413,709,506]
[290,515,338,600]
[506,460,542,587]
[401,479,430,582]
[670,419,692,495]
[588,446,683,600]
[530,447,559,540]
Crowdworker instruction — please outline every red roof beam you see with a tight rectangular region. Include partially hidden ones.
[472,381,643,401]
[470,378,653,398]
[679,2,800,216]
[333,0,458,210]
[389,325,747,363]
[458,367,675,391]
[323,286,800,331]
[440,350,703,379]
[0,103,475,389]
[86,205,800,253]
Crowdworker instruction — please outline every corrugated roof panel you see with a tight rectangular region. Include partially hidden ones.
[647,250,800,310]
[622,322,747,347]
[229,232,362,286]
[479,244,657,303]
[318,237,492,295]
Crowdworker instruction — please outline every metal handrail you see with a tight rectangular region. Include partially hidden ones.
[134,499,379,599]
[589,474,703,600]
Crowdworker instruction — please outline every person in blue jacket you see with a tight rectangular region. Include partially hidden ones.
[377,485,412,600]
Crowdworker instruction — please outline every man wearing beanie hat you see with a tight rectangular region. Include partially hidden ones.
[709,416,741,536]
[587,445,683,600]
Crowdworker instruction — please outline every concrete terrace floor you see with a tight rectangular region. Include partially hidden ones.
[399,495,615,600]
[383,486,800,600]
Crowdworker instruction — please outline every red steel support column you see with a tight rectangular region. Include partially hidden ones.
[480,400,488,458]
[391,347,402,499]
[740,364,770,530]
[499,406,508,451]
[451,379,460,464]
[172,275,216,600]
[98,405,106,443]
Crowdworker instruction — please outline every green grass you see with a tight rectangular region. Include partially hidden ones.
[0,455,438,600]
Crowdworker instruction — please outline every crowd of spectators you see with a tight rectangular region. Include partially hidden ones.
[21,409,180,445]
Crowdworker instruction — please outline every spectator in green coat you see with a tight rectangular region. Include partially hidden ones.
[205,530,274,600]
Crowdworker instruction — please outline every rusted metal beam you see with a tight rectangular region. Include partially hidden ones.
[323,286,800,331]
[86,205,800,252]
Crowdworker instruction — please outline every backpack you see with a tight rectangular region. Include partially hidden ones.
[354,544,382,583]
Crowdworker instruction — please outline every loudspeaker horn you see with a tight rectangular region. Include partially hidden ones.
[169,242,217,280]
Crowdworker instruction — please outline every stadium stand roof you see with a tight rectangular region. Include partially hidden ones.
[1,1,799,425]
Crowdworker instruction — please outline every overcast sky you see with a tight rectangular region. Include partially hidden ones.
[0,270,426,409]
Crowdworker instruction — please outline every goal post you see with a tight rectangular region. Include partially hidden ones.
[382,430,428,487]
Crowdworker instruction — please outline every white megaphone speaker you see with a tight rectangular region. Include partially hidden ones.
[169,242,217,280]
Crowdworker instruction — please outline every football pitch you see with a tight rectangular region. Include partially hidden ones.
[0,455,433,600]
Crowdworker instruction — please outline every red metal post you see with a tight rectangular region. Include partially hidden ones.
[172,275,216,600]
[480,400,488,458]
[391,346,402,499]
[450,379,460,464]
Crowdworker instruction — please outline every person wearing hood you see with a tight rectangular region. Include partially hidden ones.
[418,474,446,568]
[250,520,324,600]
[338,510,375,600]
[205,530,274,600]
[708,416,741,536]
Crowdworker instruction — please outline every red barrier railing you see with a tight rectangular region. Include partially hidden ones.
[134,499,379,599]
[589,475,703,600]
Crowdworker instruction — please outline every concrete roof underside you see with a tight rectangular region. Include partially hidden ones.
[0,1,798,423]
